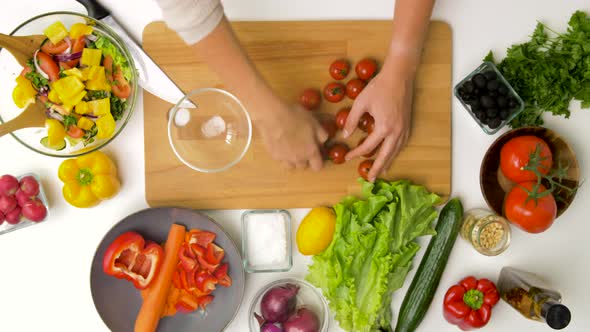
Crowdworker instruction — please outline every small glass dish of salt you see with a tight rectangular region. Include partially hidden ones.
[241,210,292,273]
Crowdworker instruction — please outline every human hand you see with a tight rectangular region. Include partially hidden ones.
[343,63,415,181]
[256,100,328,170]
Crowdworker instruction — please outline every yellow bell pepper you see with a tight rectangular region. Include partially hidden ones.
[69,23,93,39]
[58,151,120,208]
[48,88,62,104]
[12,76,37,108]
[43,21,68,45]
[77,116,94,131]
[75,101,89,115]
[45,119,66,147]
[62,90,87,111]
[52,76,85,101]
[86,98,110,116]
[95,113,116,139]
[80,48,102,67]
[63,67,86,81]
[85,66,111,91]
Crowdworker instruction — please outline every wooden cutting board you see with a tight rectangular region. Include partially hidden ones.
[143,21,452,209]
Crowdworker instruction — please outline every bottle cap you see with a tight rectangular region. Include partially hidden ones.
[546,304,571,330]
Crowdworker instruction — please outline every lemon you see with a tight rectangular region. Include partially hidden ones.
[296,207,336,255]
[46,119,66,147]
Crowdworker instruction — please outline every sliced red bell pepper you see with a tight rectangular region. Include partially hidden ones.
[178,243,197,272]
[190,243,206,257]
[197,255,219,273]
[197,295,214,310]
[179,268,190,291]
[213,263,232,288]
[187,230,216,247]
[172,270,182,289]
[443,276,500,331]
[206,243,225,265]
[194,270,218,293]
[102,232,164,289]
[175,292,199,314]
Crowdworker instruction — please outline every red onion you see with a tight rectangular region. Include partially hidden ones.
[45,110,64,122]
[83,114,98,119]
[63,36,72,54]
[261,323,284,332]
[33,50,49,80]
[38,86,48,96]
[261,284,299,323]
[85,33,98,42]
[53,51,82,63]
[283,308,320,332]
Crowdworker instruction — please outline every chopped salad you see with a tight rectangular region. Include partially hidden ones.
[11,21,133,150]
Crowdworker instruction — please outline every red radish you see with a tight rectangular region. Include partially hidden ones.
[0,195,17,214]
[5,206,21,224]
[21,198,47,222]
[15,189,35,207]
[0,175,19,196]
[19,176,39,196]
[0,211,4,225]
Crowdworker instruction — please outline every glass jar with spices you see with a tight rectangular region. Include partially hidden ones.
[460,208,510,256]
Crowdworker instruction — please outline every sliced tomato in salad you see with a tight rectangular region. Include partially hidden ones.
[104,55,131,98]
[36,51,60,82]
[41,39,69,55]
[67,125,85,138]
[63,36,85,68]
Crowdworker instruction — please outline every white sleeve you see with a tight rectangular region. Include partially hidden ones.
[154,0,224,45]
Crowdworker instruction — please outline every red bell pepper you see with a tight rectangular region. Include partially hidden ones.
[175,292,199,313]
[213,263,232,288]
[443,276,500,331]
[178,243,197,272]
[190,243,206,257]
[187,230,216,247]
[197,295,214,310]
[194,270,218,293]
[206,243,225,265]
[197,255,219,273]
[102,232,164,289]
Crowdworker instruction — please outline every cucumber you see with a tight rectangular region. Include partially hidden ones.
[40,137,66,151]
[394,198,464,332]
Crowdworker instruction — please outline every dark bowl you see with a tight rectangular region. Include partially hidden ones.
[480,127,580,218]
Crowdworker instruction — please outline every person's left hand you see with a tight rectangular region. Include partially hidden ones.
[343,63,415,182]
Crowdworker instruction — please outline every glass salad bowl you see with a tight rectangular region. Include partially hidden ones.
[0,12,137,157]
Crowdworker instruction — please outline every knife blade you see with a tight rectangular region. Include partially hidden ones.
[76,0,190,107]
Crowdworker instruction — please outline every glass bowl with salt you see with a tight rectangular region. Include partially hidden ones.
[241,210,292,273]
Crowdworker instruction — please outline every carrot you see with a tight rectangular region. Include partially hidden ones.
[134,223,186,332]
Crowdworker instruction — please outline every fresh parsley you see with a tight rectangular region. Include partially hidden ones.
[85,90,110,101]
[486,10,590,128]
[83,125,98,146]
[25,59,49,90]
[63,115,77,129]
[110,95,126,121]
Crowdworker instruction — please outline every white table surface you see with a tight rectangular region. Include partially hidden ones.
[1,0,589,331]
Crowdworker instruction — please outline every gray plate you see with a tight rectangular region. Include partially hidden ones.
[90,207,245,332]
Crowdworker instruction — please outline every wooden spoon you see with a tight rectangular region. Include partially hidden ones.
[0,101,47,138]
[0,33,46,67]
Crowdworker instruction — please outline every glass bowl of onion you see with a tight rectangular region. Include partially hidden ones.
[248,278,330,332]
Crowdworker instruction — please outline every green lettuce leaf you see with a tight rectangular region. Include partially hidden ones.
[94,35,132,82]
[306,179,440,332]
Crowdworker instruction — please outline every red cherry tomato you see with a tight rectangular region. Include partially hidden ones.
[299,88,321,111]
[335,107,351,129]
[358,113,375,132]
[327,143,349,164]
[323,82,346,103]
[358,137,380,158]
[36,52,59,82]
[504,182,557,233]
[329,59,350,80]
[41,39,69,55]
[500,136,553,183]
[355,58,378,81]
[319,117,338,139]
[358,160,374,180]
[346,79,366,99]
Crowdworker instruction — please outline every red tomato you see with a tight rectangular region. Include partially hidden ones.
[67,125,85,138]
[36,52,59,82]
[358,159,374,180]
[500,136,553,183]
[358,113,374,132]
[346,79,366,99]
[63,36,85,68]
[104,55,132,99]
[327,143,349,164]
[335,107,351,129]
[41,39,69,55]
[323,82,346,103]
[355,58,378,80]
[358,137,380,158]
[504,182,557,233]
[299,88,321,110]
[329,59,350,80]
[319,117,337,139]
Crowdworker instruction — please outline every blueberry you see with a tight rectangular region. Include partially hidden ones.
[472,74,487,89]
[486,108,499,118]
[497,96,508,108]
[489,91,498,97]
[508,97,518,108]
[480,95,496,109]
[473,88,481,95]
[486,79,500,91]
[463,81,475,93]
[473,109,485,120]
[480,115,490,125]
[468,98,481,108]
[488,117,502,129]
[499,109,510,120]
[497,84,509,95]
[483,71,497,81]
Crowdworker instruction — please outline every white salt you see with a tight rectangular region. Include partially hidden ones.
[246,213,287,266]
[174,107,191,127]
[201,115,226,138]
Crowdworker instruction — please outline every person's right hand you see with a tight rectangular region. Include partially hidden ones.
[256,101,328,170]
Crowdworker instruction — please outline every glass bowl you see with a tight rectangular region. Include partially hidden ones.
[241,210,292,273]
[248,278,330,332]
[454,62,524,135]
[0,12,137,157]
[168,88,252,173]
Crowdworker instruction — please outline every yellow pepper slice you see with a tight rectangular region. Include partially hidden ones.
[86,98,110,116]
[75,101,89,115]
[46,119,66,147]
[80,48,102,67]
[52,76,85,101]
[58,151,120,208]
[95,113,116,139]
[77,116,95,131]
[62,90,87,110]
[63,67,86,81]
[85,66,111,91]
[48,89,62,104]
[43,21,68,45]
[69,23,93,39]
[12,76,37,108]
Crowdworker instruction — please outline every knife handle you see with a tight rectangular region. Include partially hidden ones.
[76,0,110,20]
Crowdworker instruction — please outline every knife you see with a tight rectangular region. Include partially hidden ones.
[76,0,189,106]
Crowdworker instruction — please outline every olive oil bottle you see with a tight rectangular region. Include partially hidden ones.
[497,267,571,330]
